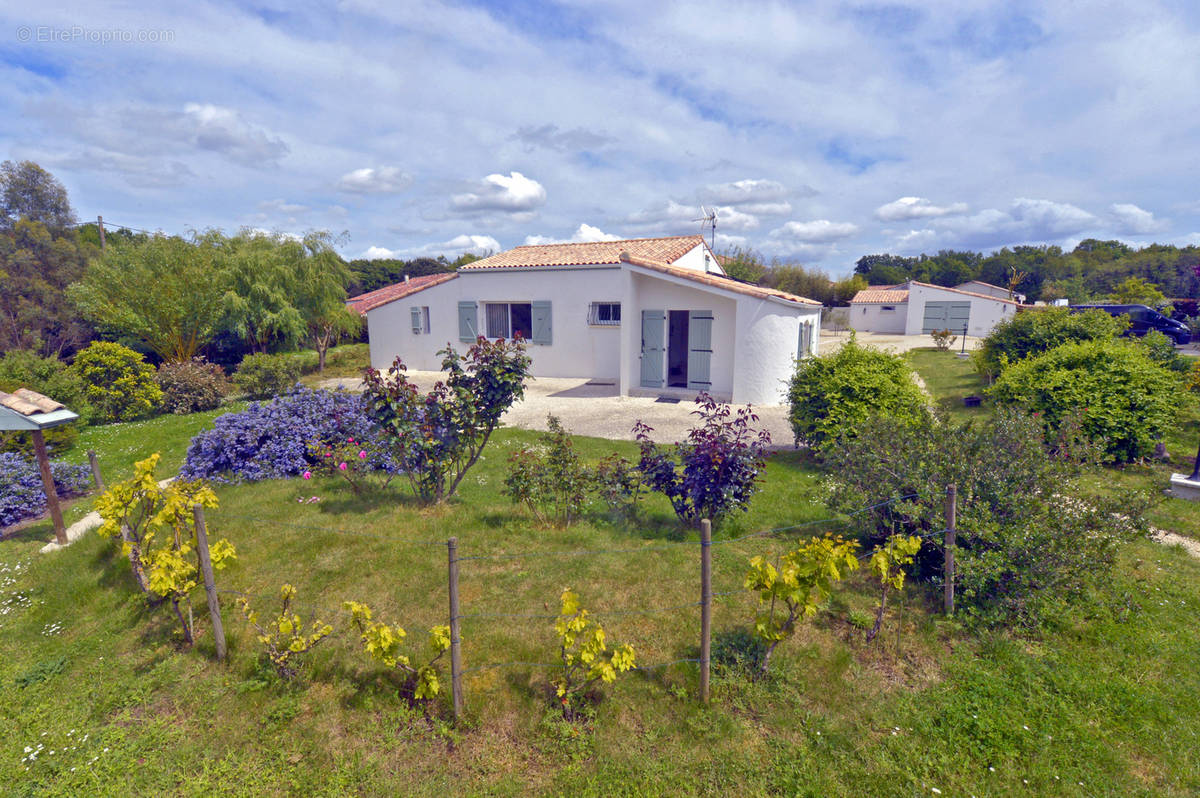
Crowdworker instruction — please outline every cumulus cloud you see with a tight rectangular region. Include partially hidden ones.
[874,196,968,222]
[624,199,700,230]
[524,223,621,245]
[1008,198,1096,237]
[434,234,503,257]
[181,103,289,166]
[512,125,614,152]
[893,228,940,253]
[337,167,413,194]
[362,245,400,259]
[451,171,546,213]
[770,219,860,243]
[1110,202,1168,234]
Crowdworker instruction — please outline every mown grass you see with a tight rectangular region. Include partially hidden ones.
[2,392,1200,795]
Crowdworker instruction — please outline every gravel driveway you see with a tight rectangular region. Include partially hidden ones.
[320,373,797,448]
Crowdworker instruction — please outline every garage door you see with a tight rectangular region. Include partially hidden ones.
[922,301,971,334]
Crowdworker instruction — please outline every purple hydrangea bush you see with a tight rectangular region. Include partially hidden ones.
[180,387,399,482]
[0,452,92,528]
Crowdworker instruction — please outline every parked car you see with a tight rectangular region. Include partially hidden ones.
[1070,304,1191,345]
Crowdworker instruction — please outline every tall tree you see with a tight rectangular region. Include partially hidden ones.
[0,160,75,234]
[68,232,229,362]
[221,231,308,353]
[291,233,360,372]
[0,219,94,356]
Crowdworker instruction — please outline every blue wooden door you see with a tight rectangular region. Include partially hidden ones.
[640,310,665,388]
[686,310,713,390]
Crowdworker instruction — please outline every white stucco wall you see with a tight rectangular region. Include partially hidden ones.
[903,283,1017,336]
[672,243,726,275]
[366,267,624,379]
[626,270,738,399]
[732,298,821,405]
[849,302,908,334]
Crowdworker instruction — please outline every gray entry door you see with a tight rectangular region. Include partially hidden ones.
[686,310,713,390]
[640,310,665,388]
[922,301,971,334]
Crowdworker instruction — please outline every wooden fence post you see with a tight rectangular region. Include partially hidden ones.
[192,505,227,662]
[447,537,464,721]
[87,449,105,493]
[699,519,712,704]
[31,429,67,545]
[944,484,957,616]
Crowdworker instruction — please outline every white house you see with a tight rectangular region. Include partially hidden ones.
[955,279,1025,304]
[848,280,1023,337]
[352,235,822,405]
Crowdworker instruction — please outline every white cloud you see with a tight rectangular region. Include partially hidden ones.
[894,228,940,252]
[435,234,502,256]
[1110,202,1168,234]
[181,103,289,166]
[737,201,793,216]
[524,223,621,245]
[451,171,546,213]
[714,206,759,231]
[1008,198,1096,236]
[624,199,700,230]
[875,196,968,222]
[361,245,399,259]
[704,178,788,205]
[337,167,413,194]
[770,219,860,243]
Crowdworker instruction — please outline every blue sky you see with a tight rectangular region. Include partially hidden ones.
[3,0,1200,274]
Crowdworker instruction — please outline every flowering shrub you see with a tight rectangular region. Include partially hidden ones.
[590,453,642,519]
[634,393,770,527]
[306,435,394,494]
[156,357,229,414]
[0,349,93,455]
[363,338,531,503]
[180,387,396,482]
[503,415,589,527]
[71,341,162,423]
[0,452,91,528]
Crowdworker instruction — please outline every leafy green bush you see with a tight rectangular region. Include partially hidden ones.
[787,336,927,449]
[824,409,1151,627]
[989,339,1182,462]
[973,307,1126,381]
[233,352,301,399]
[0,349,92,453]
[156,357,229,414]
[1137,330,1190,373]
[504,415,590,527]
[70,340,161,423]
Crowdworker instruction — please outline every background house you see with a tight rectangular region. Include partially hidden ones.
[352,235,821,405]
[848,280,1022,337]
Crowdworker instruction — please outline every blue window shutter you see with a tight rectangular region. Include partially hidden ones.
[640,310,665,388]
[411,307,423,335]
[458,301,478,342]
[687,310,713,390]
[531,300,552,344]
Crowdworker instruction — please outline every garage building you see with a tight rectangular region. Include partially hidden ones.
[848,280,1023,337]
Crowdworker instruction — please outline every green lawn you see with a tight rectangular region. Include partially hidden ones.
[2,395,1200,794]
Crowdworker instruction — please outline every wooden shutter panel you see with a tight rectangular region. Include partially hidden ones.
[411,307,423,335]
[531,301,552,344]
[640,310,665,388]
[458,301,478,342]
[687,310,713,390]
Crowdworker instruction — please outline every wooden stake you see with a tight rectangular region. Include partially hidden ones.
[944,484,957,616]
[87,449,104,493]
[97,215,106,251]
[699,518,712,704]
[31,430,67,545]
[193,505,227,662]
[448,537,464,721]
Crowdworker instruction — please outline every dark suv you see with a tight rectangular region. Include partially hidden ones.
[1071,304,1191,345]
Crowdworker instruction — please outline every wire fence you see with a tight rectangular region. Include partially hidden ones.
[204,487,960,717]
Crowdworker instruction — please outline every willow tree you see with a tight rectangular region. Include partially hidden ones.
[291,233,359,372]
[68,231,229,362]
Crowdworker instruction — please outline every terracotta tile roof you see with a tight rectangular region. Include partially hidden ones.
[461,235,707,270]
[620,253,821,306]
[908,280,1024,306]
[0,389,65,416]
[346,272,458,315]
[851,289,910,304]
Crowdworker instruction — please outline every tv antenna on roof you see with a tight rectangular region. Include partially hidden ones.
[692,206,717,249]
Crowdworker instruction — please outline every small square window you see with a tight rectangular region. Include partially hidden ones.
[588,302,621,326]
[485,302,532,339]
[881,305,895,312]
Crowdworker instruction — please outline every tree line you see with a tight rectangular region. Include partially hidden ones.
[0,161,476,370]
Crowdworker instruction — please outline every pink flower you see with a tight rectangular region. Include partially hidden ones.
[302,471,312,480]
[339,462,348,471]
[348,437,355,444]
[358,450,367,459]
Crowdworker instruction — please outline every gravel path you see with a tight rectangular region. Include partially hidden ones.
[320,373,797,448]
